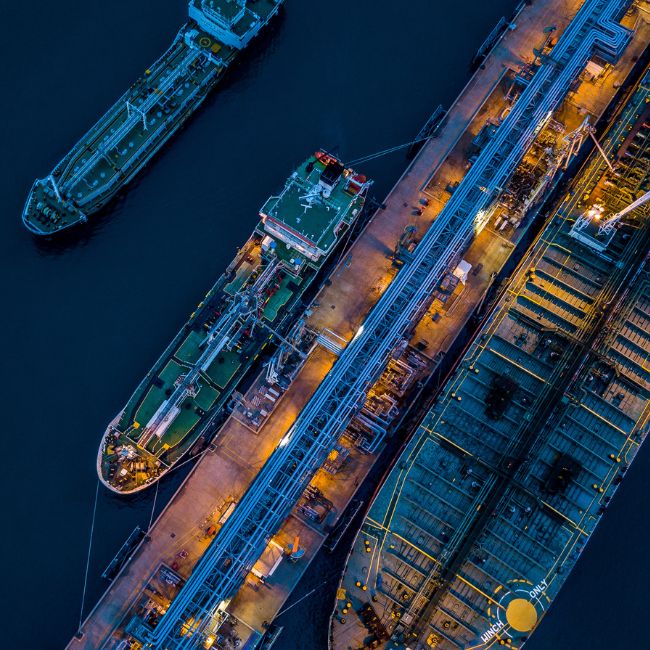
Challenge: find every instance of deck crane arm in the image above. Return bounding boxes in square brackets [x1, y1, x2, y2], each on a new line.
[586, 123, 616, 173]
[559, 117, 616, 173]
[598, 189, 650, 236]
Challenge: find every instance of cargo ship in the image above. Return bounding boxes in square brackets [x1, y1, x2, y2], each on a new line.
[98, 151, 370, 493]
[22, 0, 283, 236]
[330, 66, 650, 650]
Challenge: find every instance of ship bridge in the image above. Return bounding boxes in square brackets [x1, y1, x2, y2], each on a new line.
[132, 1, 634, 647]
[260, 152, 368, 262]
[189, 0, 283, 49]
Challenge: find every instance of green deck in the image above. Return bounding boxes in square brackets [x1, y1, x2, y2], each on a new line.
[205, 349, 242, 389]
[263, 275, 301, 322]
[160, 359, 187, 385]
[132, 359, 186, 429]
[194, 382, 220, 411]
[101, 150, 369, 491]
[175, 330, 204, 365]
[133, 385, 167, 431]
[155, 403, 201, 451]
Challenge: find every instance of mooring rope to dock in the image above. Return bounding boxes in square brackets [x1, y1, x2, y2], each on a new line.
[347, 135, 431, 166]
[276, 568, 346, 619]
[78, 479, 100, 632]
[275, 582, 326, 619]
[148, 479, 160, 532]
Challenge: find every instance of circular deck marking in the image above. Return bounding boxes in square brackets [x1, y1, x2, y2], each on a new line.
[505, 598, 538, 632]
[479, 578, 550, 647]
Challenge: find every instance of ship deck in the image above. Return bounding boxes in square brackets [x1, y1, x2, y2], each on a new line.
[98, 237, 261, 490]
[261, 157, 363, 258]
[332, 66, 650, 650]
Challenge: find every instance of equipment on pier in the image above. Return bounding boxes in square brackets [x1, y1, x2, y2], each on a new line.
[393, 225, 417, 266]
[286, 536, 305, 562]
[554, 117, 615, 173]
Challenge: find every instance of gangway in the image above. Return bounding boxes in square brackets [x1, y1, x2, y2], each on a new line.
[144, 2, 633, 646]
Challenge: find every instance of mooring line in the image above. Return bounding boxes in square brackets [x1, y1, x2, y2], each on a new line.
[78, 479, 100, 632]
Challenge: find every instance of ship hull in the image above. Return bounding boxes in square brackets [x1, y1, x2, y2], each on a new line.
[21, 8, 281, 236]
[97, 152, 370, 494]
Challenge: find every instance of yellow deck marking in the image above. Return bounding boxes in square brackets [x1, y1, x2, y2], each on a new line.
[488, 347, 547, 382]
[540, 501, 588, 535]
[455, 574, 503, 609]
[506, 598, 538, 632]
[579, 403, 629, 436]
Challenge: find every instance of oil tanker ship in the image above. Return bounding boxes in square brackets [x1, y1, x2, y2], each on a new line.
[98, 151, 370, 493]
[330, 66, 650, 650]
[22, 0, 283, 236]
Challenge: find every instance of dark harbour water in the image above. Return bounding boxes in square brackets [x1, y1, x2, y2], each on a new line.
[1, 1, 648, 648]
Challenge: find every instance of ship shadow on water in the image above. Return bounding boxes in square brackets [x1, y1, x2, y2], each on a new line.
[29, 6, 288, 258]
